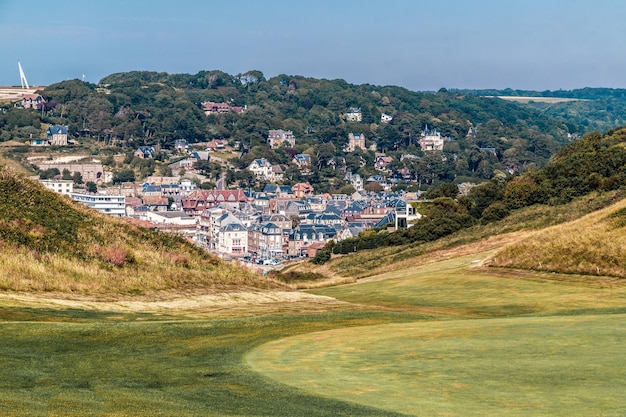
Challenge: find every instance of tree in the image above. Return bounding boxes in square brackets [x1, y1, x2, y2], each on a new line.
[113, 168, 135, 184]
[61, 168, 73, 180]
[364, 182, 383, 193]
[39, 168, 60, 179]
[85, 181, 97, 193]
[72, 171, 83, 184]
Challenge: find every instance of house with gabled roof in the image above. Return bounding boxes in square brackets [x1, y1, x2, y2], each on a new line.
[292, 182, 314, 198]
[375, 155, 393, 171]
[174, 139, 191, 153]
[263, 184, 293, 197]
[345, 107, 362, 122]
[134, 146, 156, 159]
[288, 224, 338, 257]
[181, 189, 248, 215]
[47, 125, 69, 146]
[248, 222, 285, 258]
[267, 129, 296, 149]
[202, 101, 245, 115]
[292, 153, 311, 167]
[218, 222, 248, 257]
[418, 126, 445, 151]
[22, 93, 45, 109]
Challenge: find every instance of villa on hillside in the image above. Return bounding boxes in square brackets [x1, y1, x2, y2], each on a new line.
[201, 101, 245, 115]
[345, 107, 362, 122]
[267, 129, 296, 149]
[344, 132, 367, 152]
[47, 125, 69, 146]
[21, 93, 45, 109]
[418, 127, 445, 151]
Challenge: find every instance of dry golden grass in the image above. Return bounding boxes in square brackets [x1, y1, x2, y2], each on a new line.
[488, 197, 626, 276]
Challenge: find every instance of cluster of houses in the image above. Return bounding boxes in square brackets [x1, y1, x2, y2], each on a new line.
[168, 181, 420, 260]
[40, 174, 421, 261]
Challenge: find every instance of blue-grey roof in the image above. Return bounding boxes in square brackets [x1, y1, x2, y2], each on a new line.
[47, 125, 68, 135]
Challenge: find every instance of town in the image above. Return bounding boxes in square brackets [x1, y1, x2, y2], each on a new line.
[32, 121, 426, 266]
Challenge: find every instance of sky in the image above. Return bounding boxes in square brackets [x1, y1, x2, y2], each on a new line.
[1, 0, 625, 91]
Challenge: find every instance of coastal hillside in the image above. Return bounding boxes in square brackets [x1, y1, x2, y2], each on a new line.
[0, 166, 277, 295]
[487, 197, 626, 277]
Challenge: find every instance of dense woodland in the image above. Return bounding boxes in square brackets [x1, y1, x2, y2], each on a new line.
[1, 70, 603, 193]
[464, 87, 626, 134]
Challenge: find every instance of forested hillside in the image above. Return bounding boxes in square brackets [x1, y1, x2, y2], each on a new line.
[318, 127, 626, 262]
[1, 70, 576, 192]
[466, 87, 626, 134]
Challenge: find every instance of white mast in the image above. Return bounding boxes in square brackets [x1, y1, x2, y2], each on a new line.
[18, 60, 29, 89]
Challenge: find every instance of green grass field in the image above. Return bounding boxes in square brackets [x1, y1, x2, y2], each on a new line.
[248, 315, 626, 416]
[2, 252, 626, 416]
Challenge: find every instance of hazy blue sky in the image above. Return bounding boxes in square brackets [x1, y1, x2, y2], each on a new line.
[1, 0, 625, 91]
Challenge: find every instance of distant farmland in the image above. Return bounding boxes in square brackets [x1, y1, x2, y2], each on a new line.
[491, 95, 584, 103]
[0, 86, 40, 103]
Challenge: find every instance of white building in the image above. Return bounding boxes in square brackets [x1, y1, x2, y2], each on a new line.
[39, 179, 74, 196]
[218, 223, 248, 257]
[70, 193, 126, 217]
[345, 107, 362, 122]
[418, 127, 445, 151]
[247, 158, 284, 182]
[267, 129, 295, 149]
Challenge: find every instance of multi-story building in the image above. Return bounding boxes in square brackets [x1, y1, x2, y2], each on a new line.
[218, 223, 248, 257]
[344, 132, 367, 152]
[201, 101, 245, 115]
[345, 107, 362, 122]
[70, 193, 126, 217]
[247, 158, 284, 183]
[248, 222, 284, 259]
[181, 189, 248, 216]
[267, 129, 295, 149]
[39, 179, 74, 195]
[418, 127, 445, 151]
[47, 125, 69, 146]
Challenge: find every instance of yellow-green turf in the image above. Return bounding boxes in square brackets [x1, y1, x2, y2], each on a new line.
[247, 314, 626, 416]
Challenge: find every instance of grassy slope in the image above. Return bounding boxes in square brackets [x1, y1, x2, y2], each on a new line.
[488, 196, 626, 276]
[0, 166, 282, 295]
[245, 252, 626, 416]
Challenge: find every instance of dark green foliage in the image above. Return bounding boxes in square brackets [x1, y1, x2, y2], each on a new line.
[34, 71, 578, 192]
[85, 181, 97, 193]
[311, 240, 335, 265]
[520, 128, 626, 204]
[38, 167, 60, 179]
[459, 178, 507, 219]
[333, 198, 475, 257]
[113, 168, 136, 184]
[268, 270, 326, 283]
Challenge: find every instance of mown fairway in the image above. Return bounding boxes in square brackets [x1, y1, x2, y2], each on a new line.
[248, 315, 626, 416]
[0, 308, 420, 417]
[2, 253, 626, 416]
